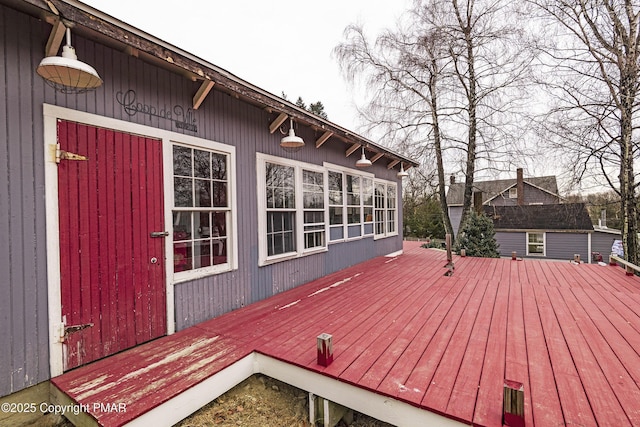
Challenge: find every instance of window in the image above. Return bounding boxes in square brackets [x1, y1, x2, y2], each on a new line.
[328, 171, 344, 240]
[387, 184, 397, 234]
[303, 170, 325, 250]
[509, 188, 518, 198]
[346, 175, 361, 225]
[374, 181, 398, 239]
[258, 155, 327, 265]
[527, 232, 545, 256]
[173, 145, 231, 275]
[266, 163, 296, 256]
[375, 183, 386, 235]
[326, 167, 374, 241]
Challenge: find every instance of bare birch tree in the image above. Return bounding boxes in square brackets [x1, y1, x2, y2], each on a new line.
[530, 0, 640, 264]
[335, 0, 534, 240]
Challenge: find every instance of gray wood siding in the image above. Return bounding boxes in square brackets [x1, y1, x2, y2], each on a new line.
[0, 7, 51, 396]
[545, 232, 589, 261]
[449, 206, 463, 236]
[0, 4, 404, 396]
[495, 232, 526, 258]
[592, 230, 620, 259]
[488, 183, 559, 206]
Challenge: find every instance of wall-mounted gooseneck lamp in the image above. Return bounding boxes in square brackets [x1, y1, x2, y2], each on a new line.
[37, 27, 103, 93]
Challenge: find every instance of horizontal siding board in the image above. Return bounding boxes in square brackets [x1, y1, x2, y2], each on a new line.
[546, 232, 588, 261]
[592, 231, 620, 259]
[495, 232, 525, 258]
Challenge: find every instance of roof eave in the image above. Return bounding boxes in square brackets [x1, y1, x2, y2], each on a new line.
[21, 0, 418, 169]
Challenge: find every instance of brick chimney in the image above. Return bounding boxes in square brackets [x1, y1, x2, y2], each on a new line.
[516, 168, 524, 206]
[474, 191, 483, 214]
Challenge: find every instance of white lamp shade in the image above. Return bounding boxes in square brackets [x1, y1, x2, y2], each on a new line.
[355, 152, 372, 168]
[280, 123, 304, 149]
[37, 54, 103, 90]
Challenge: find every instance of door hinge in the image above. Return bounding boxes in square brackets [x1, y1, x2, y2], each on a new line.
[54, 143, 88, 163]
[63, 323, 94, 341]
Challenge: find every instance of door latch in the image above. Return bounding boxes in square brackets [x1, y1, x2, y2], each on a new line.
[150, 231, 169, 238]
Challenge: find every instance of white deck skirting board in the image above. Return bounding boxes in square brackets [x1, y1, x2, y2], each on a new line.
[122, 352, 464, 427]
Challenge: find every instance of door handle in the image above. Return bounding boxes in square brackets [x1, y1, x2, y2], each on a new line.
[150, 231, 169, 238]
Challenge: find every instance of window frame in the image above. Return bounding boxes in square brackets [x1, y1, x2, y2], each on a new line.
[171, 140, 238, 282]
[526, 232, 546, 256]
[258, 153, 328, 266]
[508, 187, 518, 199]
[323, 163, 375, 243]
[374, 179, 399, 240]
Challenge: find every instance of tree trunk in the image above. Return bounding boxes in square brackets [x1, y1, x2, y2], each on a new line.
[457, 15, 478, 239]
[430, 62, 455, 237]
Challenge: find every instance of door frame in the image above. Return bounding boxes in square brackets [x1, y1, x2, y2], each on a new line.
[44, 104, 238, 376]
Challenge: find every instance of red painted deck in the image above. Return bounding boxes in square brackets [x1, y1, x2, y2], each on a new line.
[52, 241, 640, 426]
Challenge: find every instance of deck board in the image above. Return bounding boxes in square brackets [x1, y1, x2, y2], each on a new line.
[51, 242, 640, 427]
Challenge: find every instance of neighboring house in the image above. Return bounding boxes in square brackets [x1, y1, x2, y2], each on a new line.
[447, 168, 561, 235]
[447, 169, 622, 261]
[0, 0, 417, 400]
[483, 203, 599, 261]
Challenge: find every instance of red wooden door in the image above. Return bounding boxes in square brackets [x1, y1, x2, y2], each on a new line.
[57, 120, 166, 370]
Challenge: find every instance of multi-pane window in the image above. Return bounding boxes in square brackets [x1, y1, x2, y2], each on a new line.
[387, 185, 397, 234]
[375, 183, 386, 235]
[374, 181, 398, 238]
[329, 171, 343, 225]
[303, 170, 325, 249]
[266, 163, 296, 256]
[259, 155, 327, 265]
[346, 175, 361, 224]
[362, 178, 374, 234]
[173, 145, 229, 273]
[527, 232, 545, 256]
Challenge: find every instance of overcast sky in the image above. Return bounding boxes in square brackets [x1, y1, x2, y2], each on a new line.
[80, 0, 412, 132]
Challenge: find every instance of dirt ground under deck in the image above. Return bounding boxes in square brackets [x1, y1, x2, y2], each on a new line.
[41, 374, 392, 427]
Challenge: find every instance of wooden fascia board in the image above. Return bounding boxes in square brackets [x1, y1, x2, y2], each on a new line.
[192, 79, 215, 110]
[45, 17, 66, 56]
[269, 113, 289, 134]
[346, 143, 361, 157]
[315, 131, 333, 148]
[387, 160, 400, 169]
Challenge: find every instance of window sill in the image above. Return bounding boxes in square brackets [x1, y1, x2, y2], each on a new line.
[374, 232, 399, 241]
[173, 263, 235, 284]
[259, 247, 328, 267]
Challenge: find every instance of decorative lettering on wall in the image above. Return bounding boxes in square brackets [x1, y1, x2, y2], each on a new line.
[116, 90, 198, 132]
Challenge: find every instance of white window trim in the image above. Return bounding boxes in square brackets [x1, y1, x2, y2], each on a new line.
[324, 162, 375, 243]
[508, 187, 518, 198]
[373, 179, 399, 240]
[171, 141, 237, 283]
[526, 232, 546, 256]
[258, 153, 328, 266]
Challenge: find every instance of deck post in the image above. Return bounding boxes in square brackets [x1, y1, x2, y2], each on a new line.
[317, 333, 333, 367]
[503, 380, 525, 427]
